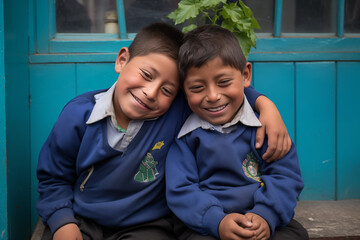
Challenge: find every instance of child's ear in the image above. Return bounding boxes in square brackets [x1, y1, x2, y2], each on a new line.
[243, 62, 252, 88]
[115, 47, 130, 73]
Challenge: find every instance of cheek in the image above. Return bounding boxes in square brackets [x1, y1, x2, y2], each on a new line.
[158, 96, 175, 113]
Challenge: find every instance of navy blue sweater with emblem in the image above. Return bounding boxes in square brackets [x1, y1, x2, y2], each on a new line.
[166, 102, 304, 238]
[36, 86, 261, 234]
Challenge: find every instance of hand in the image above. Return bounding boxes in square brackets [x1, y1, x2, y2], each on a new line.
[245, 213, 270, 240]
[218, 213, 256, 240]
[53, 223, 83, 240]
[254, 96, 291, 162]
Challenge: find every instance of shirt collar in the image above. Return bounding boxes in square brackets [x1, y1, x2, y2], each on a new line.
[178, 96, 262, 138]
[86, 82, 118, 127]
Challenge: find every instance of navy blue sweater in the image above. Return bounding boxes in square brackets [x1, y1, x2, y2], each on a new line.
[166, 124, 304, 238]
[36, 87, 260, 233]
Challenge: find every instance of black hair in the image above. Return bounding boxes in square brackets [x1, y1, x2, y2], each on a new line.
[128, 22, 184, 61]
[178, 25, 247, 85]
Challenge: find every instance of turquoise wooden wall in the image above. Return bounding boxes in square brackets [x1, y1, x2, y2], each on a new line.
[0, 0, 8, 238]
[28, 60, 360, 208]
[253, 61, 360, 200]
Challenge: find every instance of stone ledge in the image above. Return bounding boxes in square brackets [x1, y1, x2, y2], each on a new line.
[295, 199, 360, 240]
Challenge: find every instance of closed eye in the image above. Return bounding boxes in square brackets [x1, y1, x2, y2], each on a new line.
[162, 87, 175, 97]
[188, 85, 204, 93]
[218, 79, 232, 87]
[140, 69, 152, 80]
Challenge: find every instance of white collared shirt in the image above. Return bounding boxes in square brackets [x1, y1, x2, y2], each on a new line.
[86, 83, 144, 151]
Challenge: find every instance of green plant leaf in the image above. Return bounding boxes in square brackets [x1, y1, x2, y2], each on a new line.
[167, 0, 201, 24]
[182, 24, 198, 34]
[200, 0, 225, 8]
[238, 1, 253, 18]
[168, 0, 260, 59]
[251, 18, 261, 30]
[235, 31, 252, 59]
[221, 3, 244, 23]
[221, 19, 235, 32]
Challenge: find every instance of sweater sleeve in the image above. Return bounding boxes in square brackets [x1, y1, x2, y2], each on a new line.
[248, 139, 304, 235]
[244, 85, 263, 110]
[166, 137, 226, 238]
[36, 96, 92, 234]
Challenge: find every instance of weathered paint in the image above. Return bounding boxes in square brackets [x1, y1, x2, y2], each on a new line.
[0, 0, 8, 238]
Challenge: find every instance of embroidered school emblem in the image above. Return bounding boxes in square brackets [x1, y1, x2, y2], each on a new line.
[242, 152, 262, 182]
[134, 141, 164, 183]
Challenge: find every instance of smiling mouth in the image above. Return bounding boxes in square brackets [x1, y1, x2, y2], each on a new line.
[131, 92, 152, 110]
[205, 104, 227, 112]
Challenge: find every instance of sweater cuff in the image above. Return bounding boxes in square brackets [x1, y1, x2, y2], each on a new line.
[248, 204, 279, 235]
[47, 208, 78, 234]
[203, 206, 226, 238]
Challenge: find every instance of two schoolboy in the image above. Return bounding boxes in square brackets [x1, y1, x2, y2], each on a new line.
[37, 23, 293, 240]
[166, 25, 308, 240]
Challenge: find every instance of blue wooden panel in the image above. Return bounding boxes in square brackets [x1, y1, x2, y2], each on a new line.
[253, 62, 295, 140]
[76, 63, 119, 94]
[296, 62, 336, 200]
[30, 63, 76, 229]
[0, 1, 8, 238]
[336, 62, 360, 199]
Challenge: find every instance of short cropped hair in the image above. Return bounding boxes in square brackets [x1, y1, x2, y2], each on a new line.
[128, 22, 184, 61]
[178, 25, 247, 85]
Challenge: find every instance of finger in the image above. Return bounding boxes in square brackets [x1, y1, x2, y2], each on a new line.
[256, 230, 267, 240]
[255, 126, 265, 149]
[268, 134, 283, 162]
[233, 227, 256, 239]
[262, 133, 277, 161]
[234, 214, 253, 229]
[279, 135, 290, 159]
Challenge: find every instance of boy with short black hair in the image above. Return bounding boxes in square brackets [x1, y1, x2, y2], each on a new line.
[166, 25, 308, 240]
[37, 22, 292, 240]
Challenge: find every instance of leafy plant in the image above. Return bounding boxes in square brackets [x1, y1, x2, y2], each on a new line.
[168, 0, 261, 59]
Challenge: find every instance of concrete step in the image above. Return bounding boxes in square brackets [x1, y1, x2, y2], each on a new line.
[294, 199, 360, 240]
[32, 199, 360, 239]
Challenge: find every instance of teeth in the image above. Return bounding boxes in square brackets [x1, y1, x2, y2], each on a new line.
[132, 93, 151, 109]
[207, 105, 226, 112]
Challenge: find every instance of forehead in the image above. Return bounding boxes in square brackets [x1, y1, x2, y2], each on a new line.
[185, 57, 240, 79]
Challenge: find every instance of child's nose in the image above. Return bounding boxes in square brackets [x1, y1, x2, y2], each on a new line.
[143, 84, 159, 101]
[206, 87, 220, 102]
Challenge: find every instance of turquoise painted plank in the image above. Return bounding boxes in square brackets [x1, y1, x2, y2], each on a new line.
[30, 63, 76, 231]
[253, 38, 360, 53]
[337, 0, 345, 37]
[0, 0, 8, 238]
[116, 0, 127, 39]
[45, 37, 360, 55]
[253, 62, 295, 140]
[29, 51, 360, 64]
[4, 0, 31, 238]
[76, 63, 118, 94]
[336, 62, 360, 199]
[273, 0, 282, 37]
[29, 53, 118, 63]
[49, 39, 132, 53]
[296, 62, 336, 200]
[35, 0, 49, 52]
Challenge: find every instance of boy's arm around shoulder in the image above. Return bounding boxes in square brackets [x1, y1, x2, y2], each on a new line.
[37, 95, 94, 234]
[244, 86, 292, 162]
[249, 137, 304, 235]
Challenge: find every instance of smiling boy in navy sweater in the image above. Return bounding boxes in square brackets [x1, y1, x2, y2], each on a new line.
[37, 23, 292, 240]
[166, 25, 308, 240]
